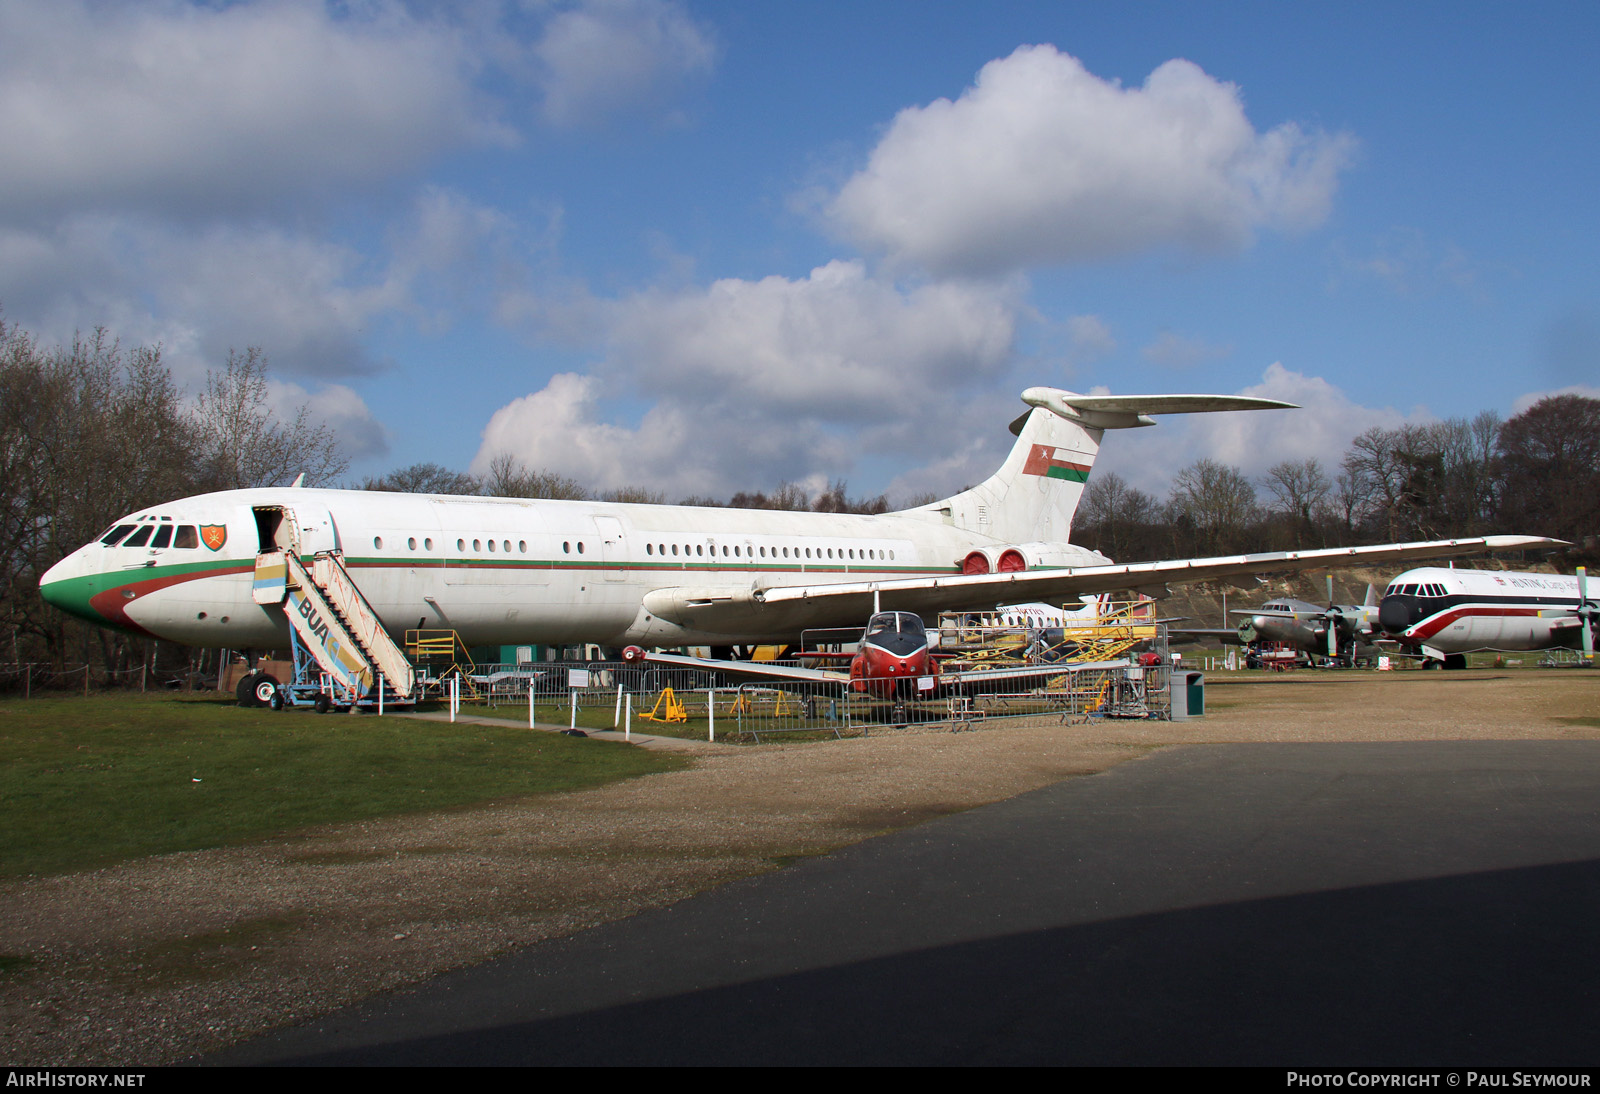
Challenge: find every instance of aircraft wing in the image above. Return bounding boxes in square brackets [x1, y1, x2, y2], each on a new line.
[640, 650, 1130, 693]
[940, 658, 1131, 693]
[641, 536, 1564, 638]
[640, 651, 850, 685]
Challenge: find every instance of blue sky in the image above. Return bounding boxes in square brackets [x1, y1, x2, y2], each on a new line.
[2, 1, 1595, 502]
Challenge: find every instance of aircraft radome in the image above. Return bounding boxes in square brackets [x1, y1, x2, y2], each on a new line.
[40, 386, 1561, 658]
[1379, 565, 1598, 668]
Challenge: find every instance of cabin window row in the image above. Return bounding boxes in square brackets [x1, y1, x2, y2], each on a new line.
[370, 537, 534, 555]
[642, 543, 896, 561]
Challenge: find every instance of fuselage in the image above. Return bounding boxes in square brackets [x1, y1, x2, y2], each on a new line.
[39, 486, 1110, 650]
[1377, 567, 1587, 654]
[1237, 598, 1379, 659]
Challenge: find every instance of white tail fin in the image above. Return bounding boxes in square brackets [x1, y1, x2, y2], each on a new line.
[899, 387, 1297, 544]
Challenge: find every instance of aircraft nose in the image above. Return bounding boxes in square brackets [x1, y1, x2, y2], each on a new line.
[39, 550, 106, 625]
[1377, 595, 1419, 635]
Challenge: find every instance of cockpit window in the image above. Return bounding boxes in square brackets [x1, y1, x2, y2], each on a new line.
[174, 526, 198, 549]
[123, 525, 154, 548]
[868, 611, 924, 634]
[100, 524, 135, 546]
[150, 525, 173, 549]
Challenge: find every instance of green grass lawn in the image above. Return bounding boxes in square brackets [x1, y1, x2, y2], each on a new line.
[0, 694, 687, 878]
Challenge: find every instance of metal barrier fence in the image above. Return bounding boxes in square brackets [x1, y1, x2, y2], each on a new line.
[428, 657, 1173, 739]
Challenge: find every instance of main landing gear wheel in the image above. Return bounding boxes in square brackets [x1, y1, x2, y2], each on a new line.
[236, 673, 260, 707]
[252, 673, 281, 708]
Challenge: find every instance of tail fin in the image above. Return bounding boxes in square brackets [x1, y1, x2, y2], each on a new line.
[898, 387, 1297, 544]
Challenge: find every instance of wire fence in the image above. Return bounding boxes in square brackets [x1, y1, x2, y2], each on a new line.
[421, 658, 1173, 740]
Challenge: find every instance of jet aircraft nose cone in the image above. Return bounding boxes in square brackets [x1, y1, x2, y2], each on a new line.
[39, 550, 107, 625]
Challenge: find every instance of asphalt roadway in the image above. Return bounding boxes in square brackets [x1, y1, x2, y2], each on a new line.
[214, 740, 1600, 1066]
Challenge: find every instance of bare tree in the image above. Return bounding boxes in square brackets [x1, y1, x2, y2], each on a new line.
[1077, 471, 1160, 559]
[601, 486, 667, 504]
[1, 321, 198, 670]
[363, 462, 480, 495]
[1167, 459, 1259, 555]
[1262, 458, 1332, 547]
[481, 453, 590, 500]
[1496, 394, 1600, 543]
[193, 348, 347, 490]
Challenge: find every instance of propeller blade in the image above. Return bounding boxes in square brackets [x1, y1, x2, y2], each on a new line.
[1580, 566, 1594, 662]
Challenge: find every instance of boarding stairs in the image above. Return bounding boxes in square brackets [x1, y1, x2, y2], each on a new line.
[253, 549, 416, 703]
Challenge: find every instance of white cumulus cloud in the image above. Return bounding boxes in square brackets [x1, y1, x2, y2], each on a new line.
[267, 380, 389, 463]
[826, 45, 1356, 277]
[604, 260, 1021, 419]
[473, 264, 1025, 496]
[0, 1, 508, 222]
[533, 0, 717, 127]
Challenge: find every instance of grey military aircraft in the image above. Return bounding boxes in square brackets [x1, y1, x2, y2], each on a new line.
[1231, 578, 1382, 666]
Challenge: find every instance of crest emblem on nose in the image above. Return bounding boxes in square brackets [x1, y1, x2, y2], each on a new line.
[200, 525, 227, 551]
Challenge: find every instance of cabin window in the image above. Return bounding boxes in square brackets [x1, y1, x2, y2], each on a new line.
[488, 539, 496, 552]
[408, 537, 417, 550]
[472, 539, 481, 552]
[696, 545, 703, 556]
[646, 543, 653, 555]
[671, 544, 678, 556]
[503, 540, 511, 553]
[457, 539, 465, 551]
[577, 541, 585, 554]
[101, 524, 135, 546]
[563, 541, 570, 553]
[889, 550, 895, 561]
[733, 546, 740, 557]
[518, 541, 525, 553]
[174, 526, 198, 549]
[427, 538, 435, 551]
[150, 526, 173, 549]
[374, 537, 383, 549]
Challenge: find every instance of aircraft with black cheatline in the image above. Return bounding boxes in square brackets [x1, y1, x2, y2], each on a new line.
[1378, 565, 1597, 668]
[38, 385, 1561, 707]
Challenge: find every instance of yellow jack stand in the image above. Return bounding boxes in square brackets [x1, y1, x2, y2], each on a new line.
[639, 686, 688, 723]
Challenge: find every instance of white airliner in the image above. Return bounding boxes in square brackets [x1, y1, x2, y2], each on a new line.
[1378, 566, 1596, 667]
[40, 386, 1556, 666]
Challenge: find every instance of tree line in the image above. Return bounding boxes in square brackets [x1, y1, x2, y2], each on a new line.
[1, 320, 345, 678]
[1074, 397, 1600, 567]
